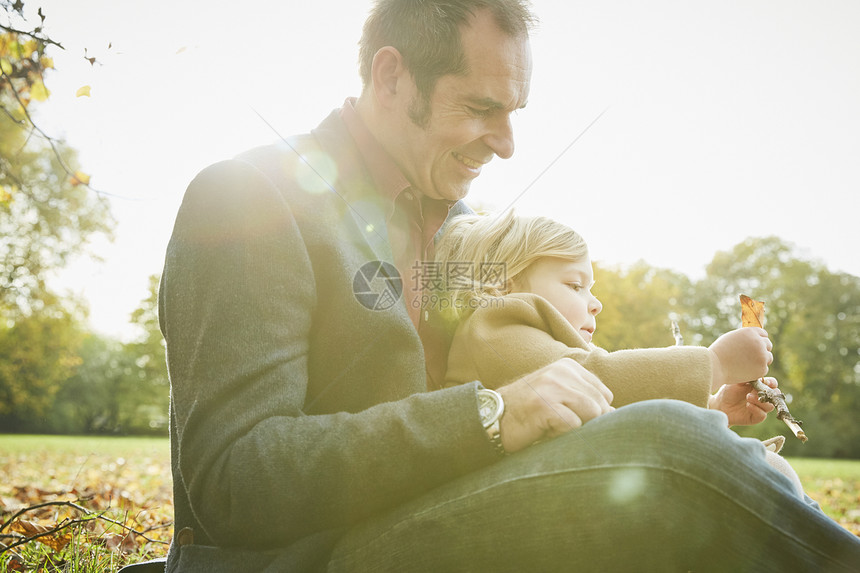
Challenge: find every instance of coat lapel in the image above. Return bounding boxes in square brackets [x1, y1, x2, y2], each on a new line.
[307, 114, 396, 265]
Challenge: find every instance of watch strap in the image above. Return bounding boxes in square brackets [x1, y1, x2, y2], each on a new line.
[486, 418, 506, 456]
[477, 387, 507, 456]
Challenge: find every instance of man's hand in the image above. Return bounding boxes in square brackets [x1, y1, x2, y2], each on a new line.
[708, 327, 773, 392]
[496, 358, 614, 453]
[709, 376, 778, 426]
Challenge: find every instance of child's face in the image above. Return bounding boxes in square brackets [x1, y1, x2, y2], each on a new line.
[510, 257, 603, 343]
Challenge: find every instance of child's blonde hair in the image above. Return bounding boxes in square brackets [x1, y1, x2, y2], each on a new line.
[435, 210, 588, 318]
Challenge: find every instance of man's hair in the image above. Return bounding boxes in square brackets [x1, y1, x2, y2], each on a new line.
[359, 0, 537, 124]
[434, 210, 588, 317]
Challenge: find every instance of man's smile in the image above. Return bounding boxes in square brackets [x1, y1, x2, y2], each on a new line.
[452, 151, 485, 170]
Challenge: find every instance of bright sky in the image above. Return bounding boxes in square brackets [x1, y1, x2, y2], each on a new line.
[26, 0, 860, 339]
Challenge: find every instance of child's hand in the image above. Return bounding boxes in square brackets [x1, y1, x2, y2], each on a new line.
[709, 377, 778, 426]
[708, 327, 773, 392]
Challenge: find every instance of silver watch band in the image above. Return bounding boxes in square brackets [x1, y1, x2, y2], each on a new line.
[486, 418, 506, 456]
[477, 387, 507, 456]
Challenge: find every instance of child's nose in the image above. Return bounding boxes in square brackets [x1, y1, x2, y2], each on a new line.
[590, 297, 603, 315]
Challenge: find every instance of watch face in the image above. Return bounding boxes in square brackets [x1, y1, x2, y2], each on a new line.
[478, 389, 502, 426]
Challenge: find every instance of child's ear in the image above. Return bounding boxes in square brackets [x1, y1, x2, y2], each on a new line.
[504, 274, 522, 295]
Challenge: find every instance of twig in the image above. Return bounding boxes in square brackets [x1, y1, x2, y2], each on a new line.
[670, 320, 683, 346]
[752, 379, 807, 442]
[0, 499, 170, 556]
[0, 24, 65, 51]
[0, 101, 28, 125]
[0, 515, 95, 554]
[0, 499, 73, 533]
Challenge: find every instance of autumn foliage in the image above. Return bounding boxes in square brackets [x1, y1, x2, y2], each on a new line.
[0, 2, 54, 107]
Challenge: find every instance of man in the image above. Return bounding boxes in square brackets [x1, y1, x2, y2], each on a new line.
[159, 1, 860, 571]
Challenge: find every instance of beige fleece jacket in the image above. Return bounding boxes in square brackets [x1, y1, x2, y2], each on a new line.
[445, 293, 712, 408]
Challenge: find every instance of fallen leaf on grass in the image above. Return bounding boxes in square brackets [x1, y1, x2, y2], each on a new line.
[0, 495, 23, 512]
[3, 554, 25, 572]
[9, 519, 72, 552]
[102, 531, 139, 554]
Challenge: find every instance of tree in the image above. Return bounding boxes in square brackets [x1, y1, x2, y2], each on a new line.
[0, 1, 115, 432]
[47, 332, 129, 433]
[47, 275, 169, 434]
[1, 0, 113, 320]
[127, 275, 169, 392]
[0, 293, 85, 431]
[0, 112, 113, 318]
[0, 0, 62, 121]
[124, 274, 169, 432]
[48, 332, 162, 434]
[592, 261, 696, 351]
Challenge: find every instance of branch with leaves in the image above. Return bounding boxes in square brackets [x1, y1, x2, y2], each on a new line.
[1, 0, 100, 193]
[0, 2, 61, 47]
[1, 1, 55, 113]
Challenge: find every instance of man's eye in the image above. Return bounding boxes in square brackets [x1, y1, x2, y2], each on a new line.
[467, 106, 492, 117]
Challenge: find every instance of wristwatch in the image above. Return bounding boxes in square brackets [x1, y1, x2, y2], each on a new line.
[477, 387, 506, 456]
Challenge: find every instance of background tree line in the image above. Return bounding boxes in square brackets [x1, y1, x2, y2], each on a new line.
[0, 275, 168, 435]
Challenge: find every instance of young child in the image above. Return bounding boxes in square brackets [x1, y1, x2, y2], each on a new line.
[436, 210, 803, 496]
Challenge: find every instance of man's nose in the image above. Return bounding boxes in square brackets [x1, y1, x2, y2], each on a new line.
[483, 114, 515, 159]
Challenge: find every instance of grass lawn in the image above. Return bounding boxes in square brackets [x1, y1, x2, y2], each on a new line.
[0, 435, 857, 571]
[0, 434, 172, 571]
[787, 457, 860, 536]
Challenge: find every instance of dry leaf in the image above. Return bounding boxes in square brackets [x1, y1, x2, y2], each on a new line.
[9, 519, 50, 537]
[9, 519, 72, 552]
[4, 554, 25, 572]
[103, 532, 139, 554]
[740, 294, 765, 328]
[0, 494, 23, 511]
[29, 80, 50, 102]
[76, 85, 91, 97]
[69, 171, 91, 186]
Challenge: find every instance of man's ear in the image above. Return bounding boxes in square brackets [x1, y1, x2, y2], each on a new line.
[370, 46, 409, 108]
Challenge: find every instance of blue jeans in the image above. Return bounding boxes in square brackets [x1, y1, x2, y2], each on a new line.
[327, 400, 860, 572]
